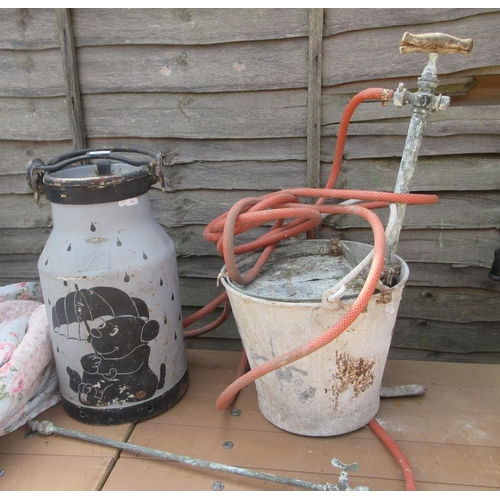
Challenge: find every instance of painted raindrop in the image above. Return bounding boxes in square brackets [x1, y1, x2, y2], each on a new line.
[90, 222, 96, 232]
[117, 238, 122, 246]
[160, 278, 163, 286]
[67, 243, 72, 251]
[124, 273, 130, 283]
[143, 252, 148, 260]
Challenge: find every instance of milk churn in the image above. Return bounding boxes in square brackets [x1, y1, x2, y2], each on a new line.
[26, 147, 188, 425]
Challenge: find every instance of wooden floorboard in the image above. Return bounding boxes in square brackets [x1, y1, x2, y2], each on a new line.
[0, 349, 498, 491]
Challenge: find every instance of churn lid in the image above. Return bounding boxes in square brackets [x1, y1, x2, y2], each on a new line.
[26, 147, 165, 204]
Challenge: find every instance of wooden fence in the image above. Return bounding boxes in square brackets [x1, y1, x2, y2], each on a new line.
[1, 8, 499, 362]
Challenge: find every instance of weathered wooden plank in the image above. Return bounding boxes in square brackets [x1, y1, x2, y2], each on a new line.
[2, 214, 498, 271]
[0, 140, 72, 175]
[0, 253, 40, 284]
[0, 194, 52, 229]
[3, 93, 497, 144]
[322, 75, 479, 99]
[184, 337, 243, 352]
[5, 8, 494, 52]
[0, 8, 308, 49]
[2, 160, 307, 195]
[56, 8, 86, 150]
[150, 190, 255, 228]
[322, 11, 500, 87]
[0, 138, 307, 176]
[405, 263, 499, 292]
[315, 228, 500, 268]
[322, 192, 500, 230]
[0, 229, 49, 256]
[82, 91, 307, 140]
[321, 104, 500, 136]
[398, 287, 500, 323]
[325, 135, 500, 161]
[387, 348, 500, 364]
[392, 318, 500, 354]
[1, 39, 306, 97]
[0, 97, 71, 141]
[76, 39, 307, 94]
[142, 137, 308, 164]
[322, 91, 500, 124]
[324, 8, 500, 37]
[0, 49, 478, 99]
[321, 156, 500, 193]
[128, 155, 499, 193]
[177, 256, 224, 278]
[178, 275, 500, 323]
[177, 255, 500, 292]
[148, 189, 500, 230]
[0, 48, 64, 97]
[0, 8, 59, 49]
[72, 8, 309, 46]
[169, 225, 270, 258]
[452, 75, 500, 105]
[172, 225, 500, 269]
[0, 174, 31, 194]
[164, 161, 307, 193]
[2, 164, 305, 195]
[0, 91, 308, 141]
[2, 244, 498, 293]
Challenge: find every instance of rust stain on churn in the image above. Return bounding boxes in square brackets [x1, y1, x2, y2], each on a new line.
[331, 351, 375, 410]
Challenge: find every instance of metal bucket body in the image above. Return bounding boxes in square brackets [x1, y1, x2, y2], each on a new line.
[39, 191, 188, 425]
[222, 240, 409, 436]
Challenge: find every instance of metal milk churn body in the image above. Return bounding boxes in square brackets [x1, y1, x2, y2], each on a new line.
[26, 148, 188, 425]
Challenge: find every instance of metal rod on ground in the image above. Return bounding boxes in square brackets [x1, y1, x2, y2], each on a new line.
[27, 420, 367, 491]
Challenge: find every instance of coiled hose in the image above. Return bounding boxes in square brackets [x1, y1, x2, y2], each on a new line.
[183, 88, 432, 491]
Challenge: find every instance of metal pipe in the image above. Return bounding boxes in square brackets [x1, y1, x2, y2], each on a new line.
[385, 110, 429, 263]
[27, 420, 368, 491]
[385, 51, 449, 265]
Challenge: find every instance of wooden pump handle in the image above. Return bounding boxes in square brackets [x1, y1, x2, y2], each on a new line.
[400, 32, 473, 55]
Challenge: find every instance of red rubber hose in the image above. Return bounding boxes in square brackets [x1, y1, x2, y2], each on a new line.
[369, 419, 417, 491]
[214, 202, 387, 408]
[182, 88, 426, 490]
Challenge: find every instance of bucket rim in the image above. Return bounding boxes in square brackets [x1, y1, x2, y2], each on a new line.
[220, 239, 409, 305]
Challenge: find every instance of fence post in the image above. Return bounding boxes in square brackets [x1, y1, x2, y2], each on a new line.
[56, 8, 87, 150]
[306, 8, 324, 191]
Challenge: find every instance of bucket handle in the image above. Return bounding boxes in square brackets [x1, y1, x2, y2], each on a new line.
[321, 248, 375, 309]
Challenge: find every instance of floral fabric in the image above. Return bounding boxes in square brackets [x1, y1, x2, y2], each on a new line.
[0, 282, 61, 436]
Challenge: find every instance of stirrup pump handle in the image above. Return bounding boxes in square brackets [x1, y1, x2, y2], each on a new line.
[400, 32, 473, 55]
